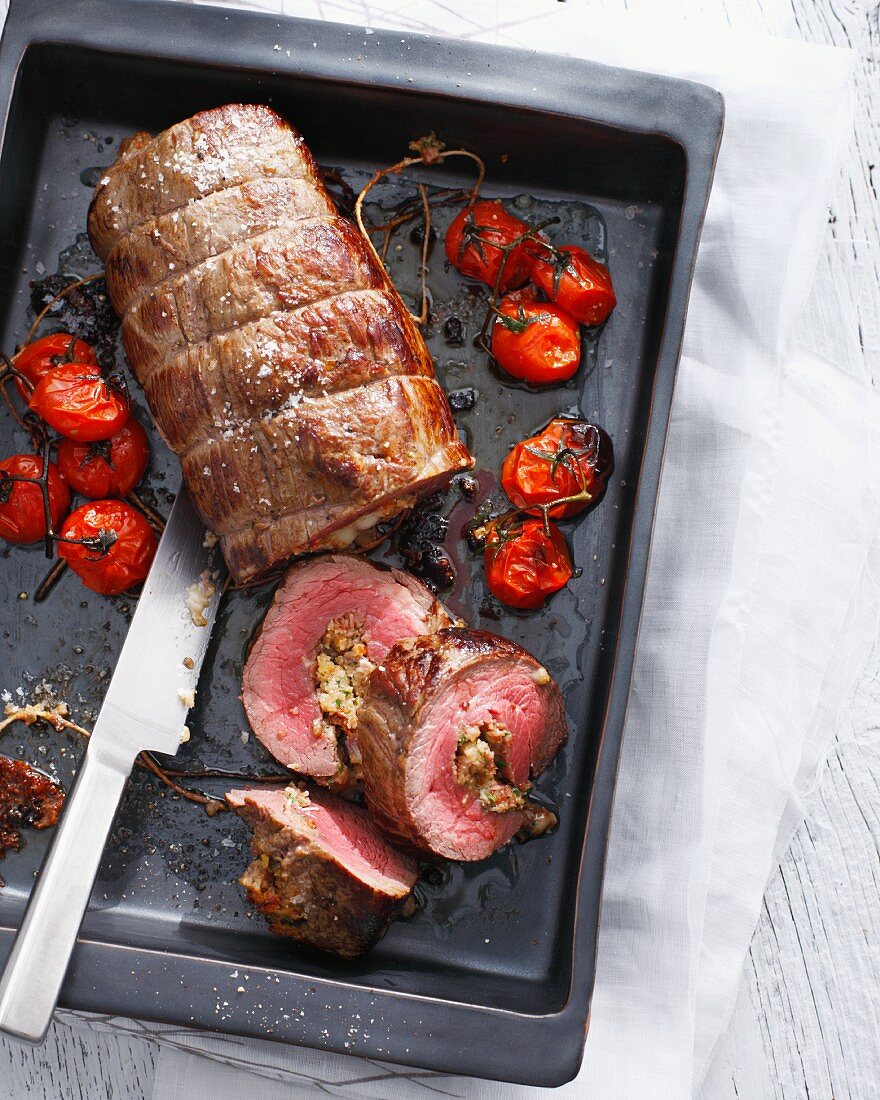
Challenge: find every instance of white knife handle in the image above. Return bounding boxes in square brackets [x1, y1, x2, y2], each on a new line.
[0, 746, 132, 1042]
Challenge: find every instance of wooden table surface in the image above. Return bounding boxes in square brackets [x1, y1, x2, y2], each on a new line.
[3, 0, 879, 1096]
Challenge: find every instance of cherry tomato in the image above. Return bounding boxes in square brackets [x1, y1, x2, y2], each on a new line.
[530, 245, 616, 325]
[484, 514, 572, 610]
[445, 201, 537, 293]
[58, 500, 157, 595]
[29, 361, 129, 442]
[57, 419, 149, 498]
[491, 295, 581, 384]
[0, 454, 70, 545]
[502, 419, 614, 519]
[12, 334, 98, 401]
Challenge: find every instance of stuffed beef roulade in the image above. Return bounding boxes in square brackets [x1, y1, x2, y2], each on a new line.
[242, 554, 453, 787]
[357, 627, 567, 861]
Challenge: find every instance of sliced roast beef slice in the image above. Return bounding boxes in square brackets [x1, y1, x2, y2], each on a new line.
[182, 375, 470, 540]
[105, 178, 335, 313]
[242, 554, 453, 781]
[357, 628, 567, 861]
[121, 219, 383, 373]
[89, 104, 319, 259]
[227, 785, 418, 958]
[144, 291, 433, 452]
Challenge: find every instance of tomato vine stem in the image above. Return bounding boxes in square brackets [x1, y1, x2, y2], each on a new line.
[354, 138, 486, 325]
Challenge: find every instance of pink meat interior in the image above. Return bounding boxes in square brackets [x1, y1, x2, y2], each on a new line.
[227, 785, 418, 893]
[243, 556, 439, 775]
[406, 660, 547, 861]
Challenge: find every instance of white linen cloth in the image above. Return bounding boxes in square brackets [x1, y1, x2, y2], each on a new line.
[61, 4, 880, 1097]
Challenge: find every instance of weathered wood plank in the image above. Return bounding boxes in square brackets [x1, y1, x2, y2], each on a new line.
[1, 1020, 156, 1100]
[734, 0, 880, 1094]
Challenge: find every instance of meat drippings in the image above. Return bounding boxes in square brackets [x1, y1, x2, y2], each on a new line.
[0, 754, 64, 886]
[312, 613, 374, 785]
[454, 720, 530, 814]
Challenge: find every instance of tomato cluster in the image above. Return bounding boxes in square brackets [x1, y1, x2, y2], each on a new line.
[0, 332, 156, 595]
[444, 199, 616, 386]
[478, 420, 614, 610]
[446, 198, 616, 612]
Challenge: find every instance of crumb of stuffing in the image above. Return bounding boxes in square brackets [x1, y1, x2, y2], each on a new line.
[185, 570, 216, 627]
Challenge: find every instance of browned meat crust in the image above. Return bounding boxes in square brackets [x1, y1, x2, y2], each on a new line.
[104, 178, 335, 313]
[88, 104, 321, 259]
[91, 104, 472, 581]
[182, 377, 462, 534]
[144, 291, 433, 452]
[121, 220, 385, 372]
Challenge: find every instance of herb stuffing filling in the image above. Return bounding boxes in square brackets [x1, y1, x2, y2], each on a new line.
[312, 614, 374, 781]
[454, 719, 530, 813]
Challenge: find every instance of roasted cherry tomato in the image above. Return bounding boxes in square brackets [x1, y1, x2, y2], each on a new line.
[58, 500, 157, 595]
[530, 245, 616, 325]
[502, 419, 614, 519]
[491, 295, 581, 384]
[57, 418, 149, 499]
[484, 514, 572, 610]
[29, 361, 129, 442]
[0, 454, 70, 545]
[445, 201, 536, 293]
[12, 333, 98, 401]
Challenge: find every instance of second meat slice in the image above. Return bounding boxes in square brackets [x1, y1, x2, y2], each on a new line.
[89, 103, 473, 582]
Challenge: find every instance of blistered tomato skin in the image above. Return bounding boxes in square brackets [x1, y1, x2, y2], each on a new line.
[530, 245, 616, 325]
[29, 362, 129, 442]
[501, 419, 614, 519]
[0, 455, 70, 545]
[445, 201, 536, 293]
[58, 500, 157, 595]
[484, 516, 573, 610]
[57, 418, 149, 498]
[491, 297, 581, 385]
[12, 334, 98, 401]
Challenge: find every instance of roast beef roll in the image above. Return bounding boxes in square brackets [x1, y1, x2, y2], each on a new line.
[357, 628, 567, 861]
[227, 784, 418, 958]
[89, 104, 472, 583]
[242, 555, 453, 788]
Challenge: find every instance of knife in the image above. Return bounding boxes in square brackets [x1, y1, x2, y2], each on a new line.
[0, 486, 225, 1043]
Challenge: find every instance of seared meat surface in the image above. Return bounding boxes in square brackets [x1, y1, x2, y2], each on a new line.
[90, 104, 472, 582]
[144, 290, 433, 451]
[104, 178, 335, 312]
[357, 627, 567, 861]
[226, 784, 418, 957]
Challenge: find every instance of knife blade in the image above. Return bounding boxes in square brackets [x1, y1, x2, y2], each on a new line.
[0, 486, 225, 1043]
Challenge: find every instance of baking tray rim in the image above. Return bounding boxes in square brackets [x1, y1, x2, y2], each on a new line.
[0, 0, 724, 1086]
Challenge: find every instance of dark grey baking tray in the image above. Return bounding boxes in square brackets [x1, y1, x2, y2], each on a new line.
[0, 0, 722, 1086]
